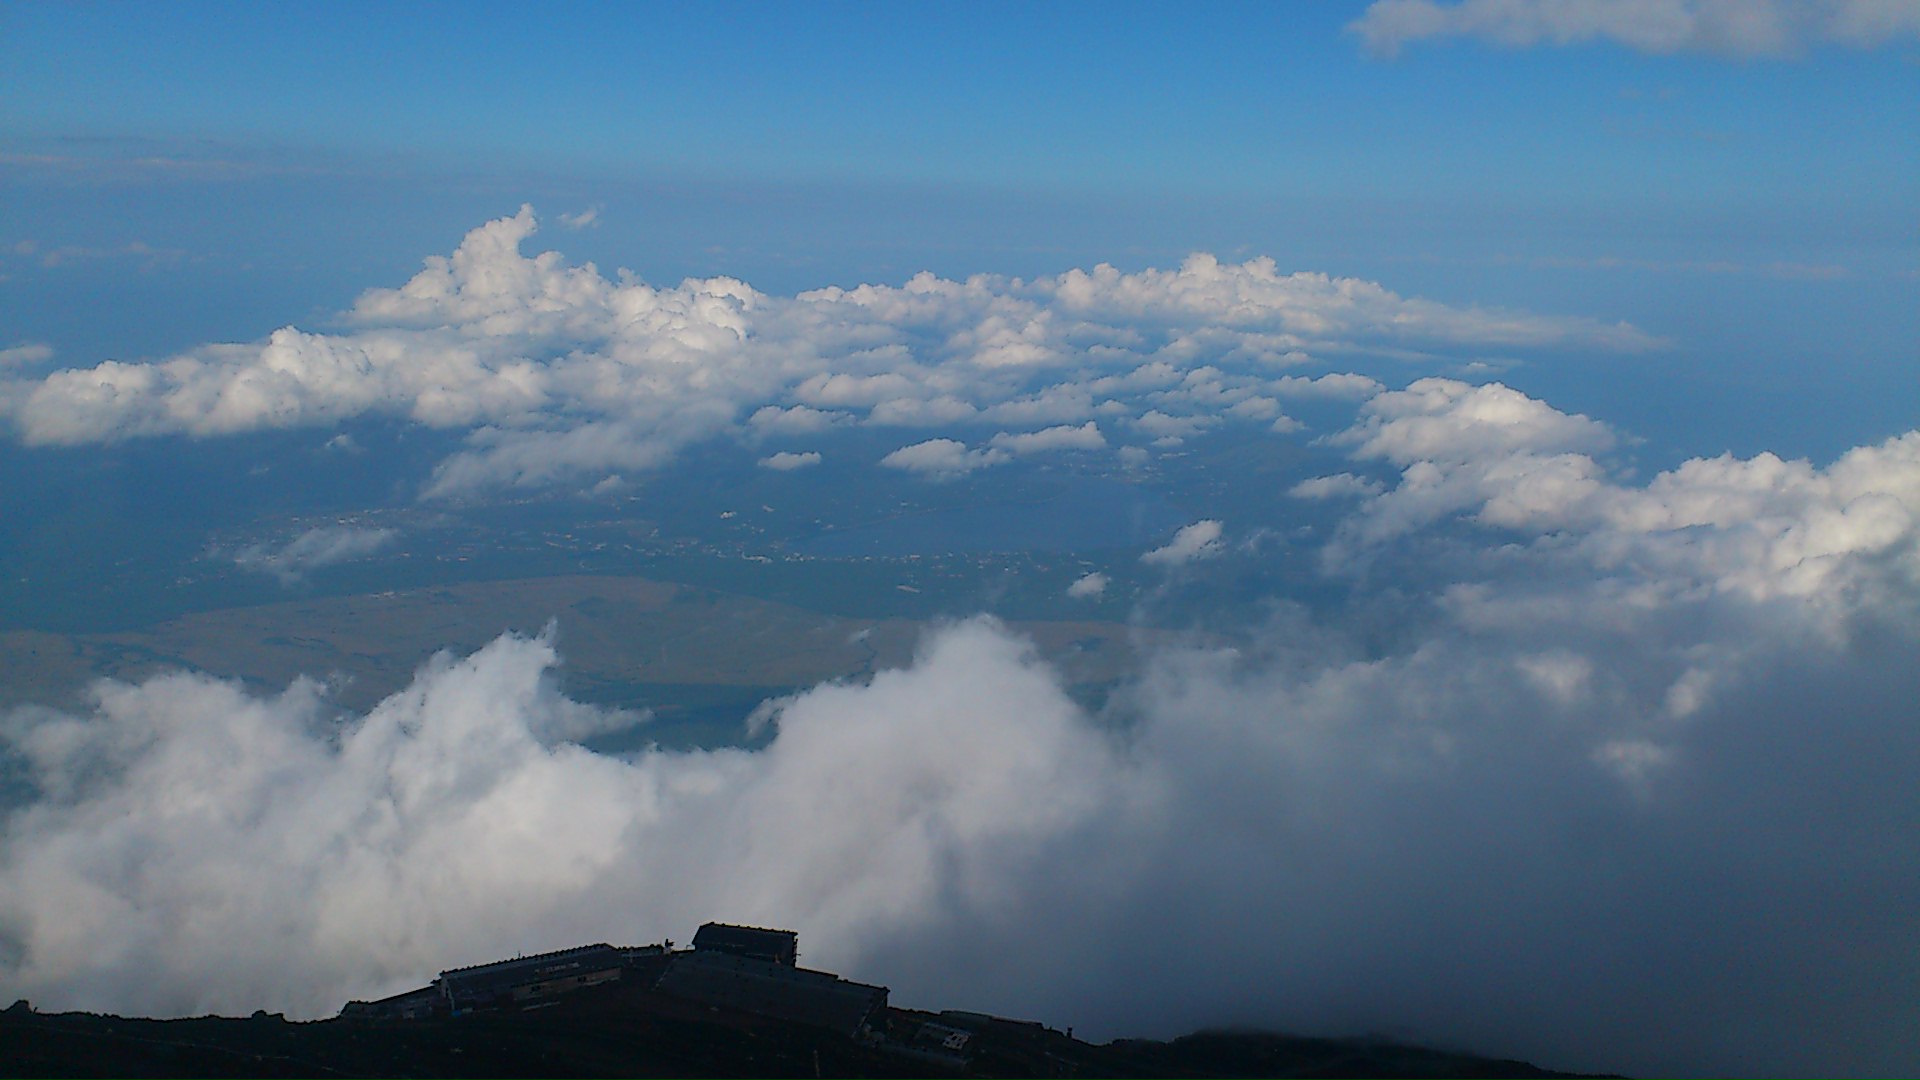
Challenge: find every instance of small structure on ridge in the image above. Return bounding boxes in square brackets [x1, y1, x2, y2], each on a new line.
[691, 922, 799, 966]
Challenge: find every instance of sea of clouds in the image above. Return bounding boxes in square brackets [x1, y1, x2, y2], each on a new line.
[0, 209, 1915, 1077]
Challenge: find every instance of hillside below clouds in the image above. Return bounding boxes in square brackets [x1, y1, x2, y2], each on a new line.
[0, 981, 1606, 1079]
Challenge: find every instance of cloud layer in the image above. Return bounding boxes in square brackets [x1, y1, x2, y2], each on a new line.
[3, 397, 1917, 1075]
[0, 207, 1661, 497]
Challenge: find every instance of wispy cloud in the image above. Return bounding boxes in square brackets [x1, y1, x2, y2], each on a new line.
[0, 342, 54, 369]
[1351, 0, 1920, 58]
[231, 525, 399, 584]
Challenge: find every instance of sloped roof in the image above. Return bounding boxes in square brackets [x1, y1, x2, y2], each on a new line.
[439, 943, 620, 991]
[655, 951, 885, 1036]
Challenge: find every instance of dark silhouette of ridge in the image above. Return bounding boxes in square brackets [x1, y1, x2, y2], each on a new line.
[0, 926, 1620, 1078]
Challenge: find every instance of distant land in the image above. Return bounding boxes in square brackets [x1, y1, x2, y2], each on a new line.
[0, 573, 1187, 748]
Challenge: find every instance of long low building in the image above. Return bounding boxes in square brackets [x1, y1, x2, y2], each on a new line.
[337, 924, 887, 1036]
[343, 943, 667, 1019]
[439, 943, 627, 1013]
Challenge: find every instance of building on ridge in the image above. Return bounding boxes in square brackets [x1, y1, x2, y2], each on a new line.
[653, 948, 888, 1038]
[437, 943, 625, 1014]
[338, 923, 893, 1037]
[690, 922, 799, 966]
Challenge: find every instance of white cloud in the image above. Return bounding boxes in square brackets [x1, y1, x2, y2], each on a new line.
[1271, 372, 1385, 400]
[1339, 378, 1616, 465]
[1046, 254, 1663, 351]
[1580, 434, 1920, 610]
[3, 562, 1915, 1076]
[423, 421, 685, 500]
[0, 208, 1661, 495]
[793, 371, 925, 409]
[0, 342, 53, 368]
[878, 438, 1007, 477]
[979, 385, 1097, 427]
[557, 206, 601, 230]
[0, 621, 1135, 1024]
[865, 395, 979, 427]
[759, 450, 821, 471]
[1349, 0, 1920, 57]
[1143, 520, 1226, 566]
[1066, 572, 1109, 599]
[1291, 473, 1387, 499]
[988, 422, 1106, 455]
[1130, 410, 1218, 441]
[231, 525, 398, 584]
[748, 404, 851, 435]
[1320, 383, 1920, 622]
[1310, 379, 1626, 545]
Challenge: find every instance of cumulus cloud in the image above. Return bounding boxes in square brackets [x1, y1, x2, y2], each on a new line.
[1142, 520, 1226, 566]
[878, 438, 1008, 477]
[1350, 0, 1920, 57]
[758, 450, 821, 471]
[1291, 472, 1386, 499]
[748, 404, 852, 435]
[865, 394, 980, 427]
[1271, 372, 1385, 400]
[1131, 409, 1218, 443]
[1043, 254, 1662, 352]
[0, 342, 53, 368]
[988, 421, 1106, 455]
[0, 207, 1660, 495]
[1312, 378, 1626, 546]
[231, 525, 398, 584]
[1337, 378, 1616, 464]
[1322, 381, 1920, 626]
[1066, 572, 1109, 599]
